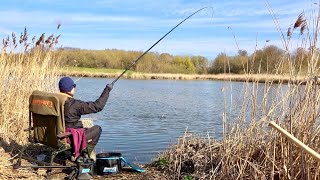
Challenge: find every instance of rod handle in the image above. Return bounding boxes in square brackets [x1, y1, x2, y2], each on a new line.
[269, 121, 320, 162]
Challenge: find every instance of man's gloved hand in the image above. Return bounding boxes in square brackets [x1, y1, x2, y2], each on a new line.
[106, 83, 113, 91]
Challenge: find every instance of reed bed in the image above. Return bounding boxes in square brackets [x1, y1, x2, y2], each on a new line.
[154, 5, 320, 179]
[0, 29, 61, 144]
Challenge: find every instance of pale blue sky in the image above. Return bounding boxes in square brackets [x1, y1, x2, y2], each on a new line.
[0, 0, 314, 59]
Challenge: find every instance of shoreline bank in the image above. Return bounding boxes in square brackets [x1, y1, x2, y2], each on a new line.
[61, 69, 307, 83]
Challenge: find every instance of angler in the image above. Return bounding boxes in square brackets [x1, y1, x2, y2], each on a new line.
[59, 76, 113, 161]
[14, 7, 209, 179]
[59, 6, 209, 176]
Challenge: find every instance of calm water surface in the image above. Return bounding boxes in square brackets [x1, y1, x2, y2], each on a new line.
[75, 77, 245, 164]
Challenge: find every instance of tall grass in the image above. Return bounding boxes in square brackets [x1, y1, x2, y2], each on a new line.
[155, 2, 320, 179]
[0, 28, 61, 144]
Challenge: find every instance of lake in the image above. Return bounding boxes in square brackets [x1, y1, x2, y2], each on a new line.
[74, 77, 245, 164]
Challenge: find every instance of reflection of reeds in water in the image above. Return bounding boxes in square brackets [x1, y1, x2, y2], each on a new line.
[0, 28, 61, 143]
[155, 6, 320, 179]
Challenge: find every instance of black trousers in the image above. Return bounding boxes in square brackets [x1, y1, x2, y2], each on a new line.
[85, 125, 102, 145]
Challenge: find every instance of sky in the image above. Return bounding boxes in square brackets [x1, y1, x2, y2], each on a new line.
[0, 0, 316, 60]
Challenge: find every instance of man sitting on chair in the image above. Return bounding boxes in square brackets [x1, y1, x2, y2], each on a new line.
[58, 76, 112, 160]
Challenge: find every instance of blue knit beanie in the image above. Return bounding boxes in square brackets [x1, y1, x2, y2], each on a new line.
[59, 77, 76, 93]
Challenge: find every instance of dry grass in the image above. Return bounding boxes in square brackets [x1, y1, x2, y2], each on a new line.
[0, 29, 61, 144]
[154, 5, 320, 179]
[0, 28, 62, 179]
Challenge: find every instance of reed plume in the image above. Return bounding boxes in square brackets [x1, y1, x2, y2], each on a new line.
[294, 13, 305, 29]
[36, 33, 45, 47]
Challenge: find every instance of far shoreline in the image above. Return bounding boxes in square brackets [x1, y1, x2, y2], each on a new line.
[61, 68, 308, 84]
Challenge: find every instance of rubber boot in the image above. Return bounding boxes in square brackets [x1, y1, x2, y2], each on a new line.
[86, 144, 96, 161]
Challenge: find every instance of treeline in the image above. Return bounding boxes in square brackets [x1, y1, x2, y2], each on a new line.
[59, 48, 208, 74]
[210, 45, 312, 74]
[58, 45, 313, 74]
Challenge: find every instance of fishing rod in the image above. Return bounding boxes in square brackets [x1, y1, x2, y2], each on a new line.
[111, 7, 208, 85]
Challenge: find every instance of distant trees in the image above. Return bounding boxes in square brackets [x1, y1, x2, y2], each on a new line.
[250, 45, 284, 73]
[209, 50, 248, 74]
[291, 47, 309, 73]
[58, 45, 315, 74]
[207, 45, 313, 74]
[209, 53, 227, 74]
[191, 56, 209, 74]
[58, 49, 208, 74]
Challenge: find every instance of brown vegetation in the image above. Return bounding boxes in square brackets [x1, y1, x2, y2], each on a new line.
[153, 8, 320, 179]
[0, 29, 61, 144]
[0, 29, 63, 179]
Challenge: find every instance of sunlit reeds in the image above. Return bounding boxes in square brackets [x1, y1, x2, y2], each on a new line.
[0, 28, 61, 144]
[155, 4, 320, 179]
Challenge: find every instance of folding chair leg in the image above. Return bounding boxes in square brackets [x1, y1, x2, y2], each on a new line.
[47, 151, 58, 173]
[49, 152, 56, 165]
[65, 168, 78, 180]
[13, 146, 26, 169]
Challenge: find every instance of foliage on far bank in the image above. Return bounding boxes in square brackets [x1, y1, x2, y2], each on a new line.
[59, 48, 208, 74]
[209, 46, 314, 74]
[58, 44, 313, 75]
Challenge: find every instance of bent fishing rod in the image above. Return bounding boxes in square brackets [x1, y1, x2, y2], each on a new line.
[111, 7, 208, 85]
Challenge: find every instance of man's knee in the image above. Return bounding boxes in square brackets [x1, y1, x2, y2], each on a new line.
[92, 125, 102, 134]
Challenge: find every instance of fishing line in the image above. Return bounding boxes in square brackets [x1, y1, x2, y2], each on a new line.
[228, 26, 240, 51]
[75, 75, 84, 83]
[111, 7, 210, 85]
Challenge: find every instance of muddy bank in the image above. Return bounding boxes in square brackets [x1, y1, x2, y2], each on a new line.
[0, 148, 168, 180]
[0, 121, 169, 180]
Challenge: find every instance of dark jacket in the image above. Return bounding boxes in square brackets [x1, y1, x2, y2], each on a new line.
[64, 86, 111, 128]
